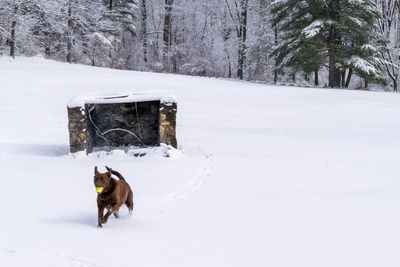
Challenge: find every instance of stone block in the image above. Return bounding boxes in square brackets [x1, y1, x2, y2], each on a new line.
[67, 93, 177, 154]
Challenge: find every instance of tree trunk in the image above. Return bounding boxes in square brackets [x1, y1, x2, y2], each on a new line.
[223, 43, 232, 78]
[225, 50, 232, 78]
[91, 46, 95, 66]
[364, 79, 368, 89]
[163, 0, 174, 71]
[223, 32, 231, 78]
[327, 3, 340, 88]
[10, 20, 16, 58]
[314, 69, 319, 86]
[334, 69, 341, 87]
[341, 70, 346, 87]
[237, 0, 248, 80]
[345, 68, 353, 88]
[109, 0, 113, 10]
[221, 8, 231, 78]
[66, 2, 72, 63]
[9, 4, 18, 59]
[45, 46, 50, 56]
[274, 25, 278, 83]
[141, 0, 148, 63]
[237, 43, 245, 79]
[328, 49, 335, 87]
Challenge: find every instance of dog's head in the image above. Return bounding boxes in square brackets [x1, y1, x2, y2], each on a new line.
[94, 166, 112, 194]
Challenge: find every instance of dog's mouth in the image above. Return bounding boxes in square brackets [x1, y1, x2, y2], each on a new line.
[95, 187, 104, 194]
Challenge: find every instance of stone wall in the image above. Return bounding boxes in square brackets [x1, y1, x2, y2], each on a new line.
[67, 99, 177, 154]
[67, 107, 90, 153]
[159, 102, 177, 148]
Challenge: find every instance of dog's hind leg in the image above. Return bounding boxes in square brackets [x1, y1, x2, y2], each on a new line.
[113, 210, 120, 219]
[125, 190, 134, 214]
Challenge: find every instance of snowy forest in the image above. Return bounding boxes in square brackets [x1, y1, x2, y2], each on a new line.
[1, 0, 400, 91]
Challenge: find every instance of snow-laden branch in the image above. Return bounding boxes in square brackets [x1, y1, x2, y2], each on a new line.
[301, 20, 333, 39]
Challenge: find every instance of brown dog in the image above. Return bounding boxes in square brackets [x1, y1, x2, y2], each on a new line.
[94, 166, 133, 228]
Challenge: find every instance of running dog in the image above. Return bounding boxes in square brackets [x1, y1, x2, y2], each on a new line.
[94, 166, 133, 228]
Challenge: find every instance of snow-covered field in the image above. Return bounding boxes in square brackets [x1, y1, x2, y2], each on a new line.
[1, 57, 400, 267]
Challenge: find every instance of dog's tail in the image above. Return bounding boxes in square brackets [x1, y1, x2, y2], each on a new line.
[105, 166, 126, 181]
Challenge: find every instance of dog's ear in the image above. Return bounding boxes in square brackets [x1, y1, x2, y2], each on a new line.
[106, 166, 112, 177]
[94, 166, 99, 175]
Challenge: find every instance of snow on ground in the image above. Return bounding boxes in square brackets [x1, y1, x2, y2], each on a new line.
[1, 57, 400, 267]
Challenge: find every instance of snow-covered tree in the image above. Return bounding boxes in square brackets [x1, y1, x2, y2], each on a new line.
[1, 0, 399, 91]
[0, 0, 41, 57]
[271, 0, 387, 88]
[225, 0, 249, 80]
[375, 0, 400, 91]
[248, 0, 278, 82]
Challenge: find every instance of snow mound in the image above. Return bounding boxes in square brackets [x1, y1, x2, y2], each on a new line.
[68, 91, 177, 108]
[69, 143, 183, 159]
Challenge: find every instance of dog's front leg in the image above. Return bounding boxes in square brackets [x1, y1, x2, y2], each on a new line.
[97, 204, 105, 228]
[102, 205, 120, 224]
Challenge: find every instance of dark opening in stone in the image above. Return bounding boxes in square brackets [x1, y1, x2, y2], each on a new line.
[86, 101, 160, 149]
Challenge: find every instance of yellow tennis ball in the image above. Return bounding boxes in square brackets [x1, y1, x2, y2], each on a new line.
[96, 187, 103, 193]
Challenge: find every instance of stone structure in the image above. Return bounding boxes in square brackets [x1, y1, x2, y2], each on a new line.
[67, 93, 177, 154]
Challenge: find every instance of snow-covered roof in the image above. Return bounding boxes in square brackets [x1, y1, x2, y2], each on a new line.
[68, 92, 177, 108]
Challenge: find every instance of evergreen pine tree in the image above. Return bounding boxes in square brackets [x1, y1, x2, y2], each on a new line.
[271, 0, 387, 88]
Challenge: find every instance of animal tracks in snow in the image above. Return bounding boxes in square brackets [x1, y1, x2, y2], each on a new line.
[1, 246, 102, 267]
[161, 146, 214, 203]
[189, 151, 214, 189]
[162, 192, 188, 202]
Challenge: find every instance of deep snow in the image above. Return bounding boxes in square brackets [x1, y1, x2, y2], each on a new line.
[1, 57, 400, 267]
